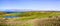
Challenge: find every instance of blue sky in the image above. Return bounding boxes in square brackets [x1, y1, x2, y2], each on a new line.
[0, 0, 60, 11]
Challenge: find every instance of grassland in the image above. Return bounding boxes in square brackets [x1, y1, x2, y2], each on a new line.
[0, 11, 60, 26]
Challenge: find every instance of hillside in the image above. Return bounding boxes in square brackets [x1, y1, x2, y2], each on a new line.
[0, 11, 60, 26]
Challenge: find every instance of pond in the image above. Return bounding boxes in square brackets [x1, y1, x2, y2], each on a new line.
[4, 16, 19, 18]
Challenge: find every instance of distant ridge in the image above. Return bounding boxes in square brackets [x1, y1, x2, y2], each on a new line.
[0, 9, 60, 12]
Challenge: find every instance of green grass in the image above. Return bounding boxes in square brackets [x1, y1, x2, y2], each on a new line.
[0, 11, 60, 26]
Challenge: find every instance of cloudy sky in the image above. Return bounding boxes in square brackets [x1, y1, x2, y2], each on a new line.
[0, 0, 60, 11]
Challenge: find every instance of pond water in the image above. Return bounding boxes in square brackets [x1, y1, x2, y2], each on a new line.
[4, 16, 19, 18]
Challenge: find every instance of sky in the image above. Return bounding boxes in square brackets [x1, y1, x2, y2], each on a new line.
[0, 0, 60, 11]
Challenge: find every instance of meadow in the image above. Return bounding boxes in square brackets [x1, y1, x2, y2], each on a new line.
[0, 11, 60, 26]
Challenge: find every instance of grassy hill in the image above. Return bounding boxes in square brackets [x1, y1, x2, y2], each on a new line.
[0, 11, 60, 26]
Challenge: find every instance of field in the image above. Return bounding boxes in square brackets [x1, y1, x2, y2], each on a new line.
[0, 11, 60, 26]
